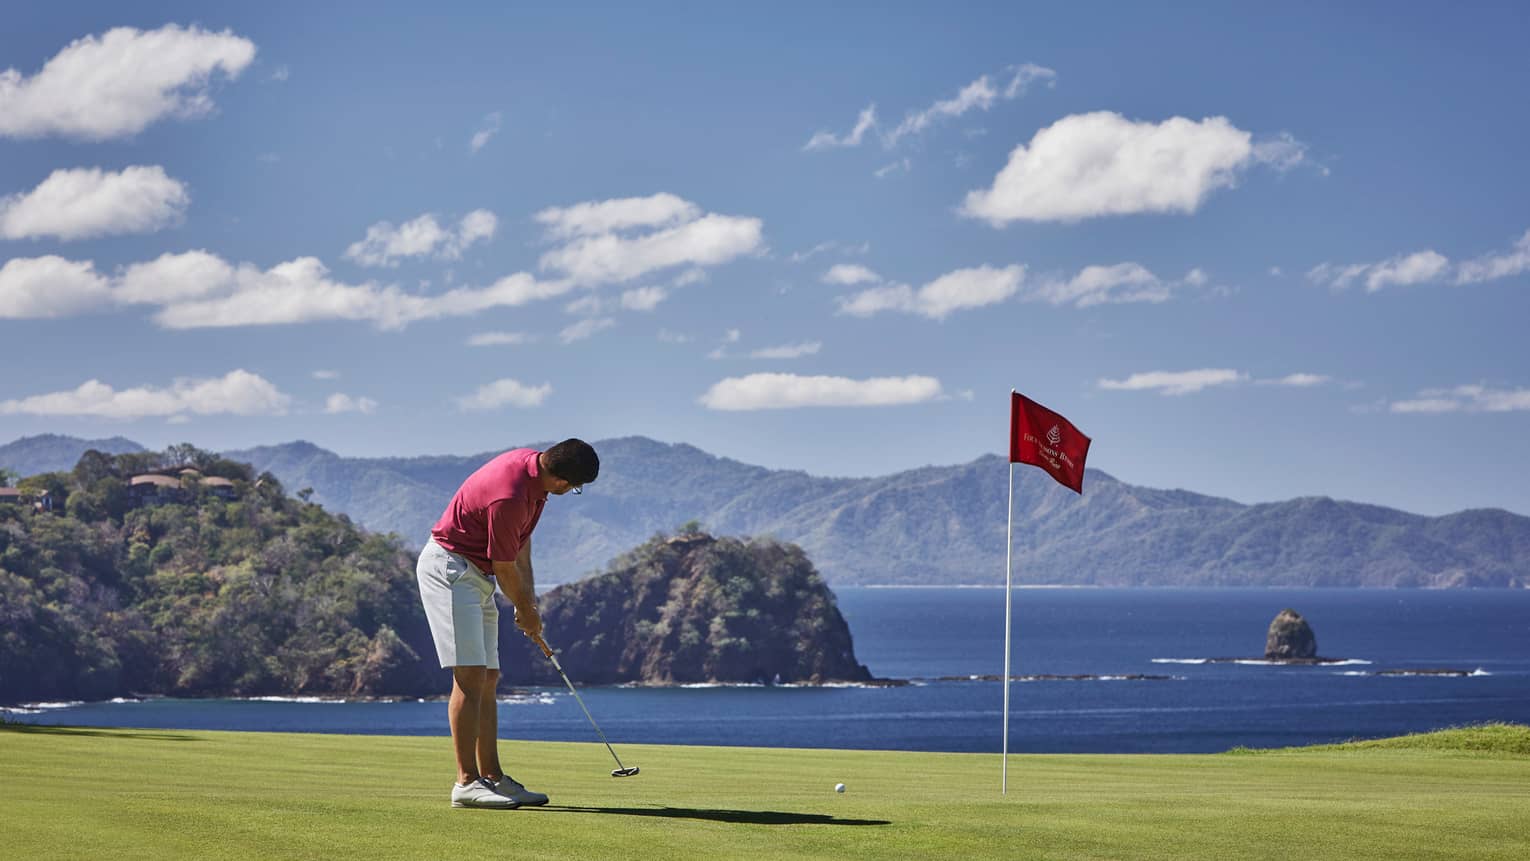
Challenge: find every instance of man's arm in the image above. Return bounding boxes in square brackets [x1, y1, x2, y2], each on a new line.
[491, 537, 543, 646]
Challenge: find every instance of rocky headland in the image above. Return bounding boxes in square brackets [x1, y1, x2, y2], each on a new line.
[498, 530, 874, 686]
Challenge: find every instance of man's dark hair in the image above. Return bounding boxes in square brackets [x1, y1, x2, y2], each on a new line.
[544, 438, 599, 486]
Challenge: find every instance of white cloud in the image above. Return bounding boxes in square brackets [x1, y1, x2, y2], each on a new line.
[706, 328, 744, 359]
[146, 256, 393, 328]
[748, 341, 822, 359]
[886, 64, 1056, 146]
[789, 240, 870, 263]
[821, 263, 881, 286]
[269, 65, 290, 83]
[324, 393, 377, 414]
[673, 268, 708, 287]
[1309, 229, 1530, 292]
[467, 331, 534, 347]
[1388, 397, 1461, 414]
[312, 369, 340, 380]
[134, 253, 570, 330]
[1098, 369, 1247, 396]
[535, 193, 701, 239]
[1455, 229, 1530, 284]
[657, 329, 692, 344]
[699, 373, 943, 410]
[0, 24, 256, 140]
[0, 255, 113, 318]
[804, 63, 1055, 152]
[0, 166, 188, 240]
[838, 264, 1023, 319]
[0, 369, 289, 419]
[803, 104, 878, 151]
[1250, 132, 1309, 172]
[539, 210, 763, 285]
[455, 209, 498, 251]
[559, 317, 615, 344]
[116, 249, 234, 304]
[4, 193, 766, 328]
[564, 295, 606, 316]
[1391, 384, 1530, 414]
[836, 284, 916, 317]
[873, 159, 910, 179]
[456, 378, 551, 411]
[1026, 262, 1171, 308]
[962, 112, 1298, 225]
[470, 111, 502, 152]
[620, 286, 667, 311]
[1259, 373, 1331, 387]
[1308, 250, 1450, 292]
[344, 209, 498, 267]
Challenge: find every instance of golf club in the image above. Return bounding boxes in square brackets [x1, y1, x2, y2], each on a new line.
[534, 635, 639, 777]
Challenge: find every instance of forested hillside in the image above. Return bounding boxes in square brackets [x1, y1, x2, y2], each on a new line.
[0, 446, 436, 703]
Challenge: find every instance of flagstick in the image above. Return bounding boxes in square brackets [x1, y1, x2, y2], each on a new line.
[1002, 460, 1015, 794]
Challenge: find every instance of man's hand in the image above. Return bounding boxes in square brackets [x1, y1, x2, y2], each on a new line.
[514, 600, 543, 641]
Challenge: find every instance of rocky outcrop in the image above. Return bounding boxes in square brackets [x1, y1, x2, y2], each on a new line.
[1265, 608, 1318, 659]
[499, 531, 873, 686]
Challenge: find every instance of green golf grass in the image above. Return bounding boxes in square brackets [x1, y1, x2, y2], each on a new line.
[3, 723, 1527, 860]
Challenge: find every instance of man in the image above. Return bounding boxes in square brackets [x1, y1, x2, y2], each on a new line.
[416, 438, 599, 809]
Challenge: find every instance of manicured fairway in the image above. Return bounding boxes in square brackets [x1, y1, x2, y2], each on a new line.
[2, 723, 1526, 860]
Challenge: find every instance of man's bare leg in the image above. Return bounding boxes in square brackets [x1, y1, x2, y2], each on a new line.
[477, 668, 503, 780]
[450, 666, 488, 785]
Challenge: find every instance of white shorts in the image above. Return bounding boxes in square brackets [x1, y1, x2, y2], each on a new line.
[416, 538, 500, 669]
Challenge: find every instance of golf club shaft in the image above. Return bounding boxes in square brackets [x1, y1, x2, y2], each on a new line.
[547, 650, 630, 772]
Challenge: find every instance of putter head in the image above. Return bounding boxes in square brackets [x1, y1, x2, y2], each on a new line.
[611, 766, 640, 778]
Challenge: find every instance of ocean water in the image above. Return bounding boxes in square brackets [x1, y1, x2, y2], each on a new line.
[7, 588, 1529, 753]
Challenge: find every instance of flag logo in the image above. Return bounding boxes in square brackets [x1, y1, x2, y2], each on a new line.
[1009, 392, 1092, 494]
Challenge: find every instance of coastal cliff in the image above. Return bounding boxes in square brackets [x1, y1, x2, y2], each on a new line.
[499, 530, 873, 686]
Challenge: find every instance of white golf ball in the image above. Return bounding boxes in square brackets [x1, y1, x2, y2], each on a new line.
[835, 783, 846, 793]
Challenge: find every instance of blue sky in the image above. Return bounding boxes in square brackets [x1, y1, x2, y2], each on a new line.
[2, 2, 1528, 516]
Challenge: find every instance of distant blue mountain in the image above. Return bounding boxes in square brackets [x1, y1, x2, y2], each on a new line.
[5, 434, 1525, 587]
[0, 434, 145, 478]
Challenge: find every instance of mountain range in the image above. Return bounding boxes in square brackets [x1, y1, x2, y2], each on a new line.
[2, 434, 1526, 587]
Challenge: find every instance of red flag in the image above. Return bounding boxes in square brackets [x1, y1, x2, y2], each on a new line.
[1009, 392, 1091, 494]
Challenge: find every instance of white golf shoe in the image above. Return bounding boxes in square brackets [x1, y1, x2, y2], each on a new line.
[451, 778, 518, 809]
[492, 774, 549, 806]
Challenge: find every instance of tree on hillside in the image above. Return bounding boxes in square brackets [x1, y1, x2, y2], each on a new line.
[0, 448, 436, 703]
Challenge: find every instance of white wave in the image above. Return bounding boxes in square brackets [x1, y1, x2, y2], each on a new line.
[1471, 668, 1492, 677]
[109, 697, 144, 704]
[1336, 671, 1370, 677]
[1, 706, 43, 715]
[19, 701, 83, 710]
[497, 694, 557, 705]
[679, 682, 766, 689]
[1327, 659, 1374, 666]
[1233, 660, 1283, 666]
[240, 696, 348, 704]
[1152, 658, 1209, 665]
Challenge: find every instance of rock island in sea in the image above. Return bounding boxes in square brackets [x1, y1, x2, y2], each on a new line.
[498, 529, 874, 687]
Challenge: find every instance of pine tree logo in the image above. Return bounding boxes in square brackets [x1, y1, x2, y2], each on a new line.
[1046, 424, 1062, 447]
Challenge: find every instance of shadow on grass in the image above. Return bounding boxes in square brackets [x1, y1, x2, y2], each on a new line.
[534, 805, 890, 826]
[0, 724, 201, 742]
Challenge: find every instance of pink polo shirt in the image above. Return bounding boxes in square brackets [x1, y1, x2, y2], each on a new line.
[430, 448, 548, 577]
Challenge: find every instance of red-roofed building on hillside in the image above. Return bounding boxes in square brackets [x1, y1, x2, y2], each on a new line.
[128, 471, 240, 507]
[129, 474, 187, 506]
